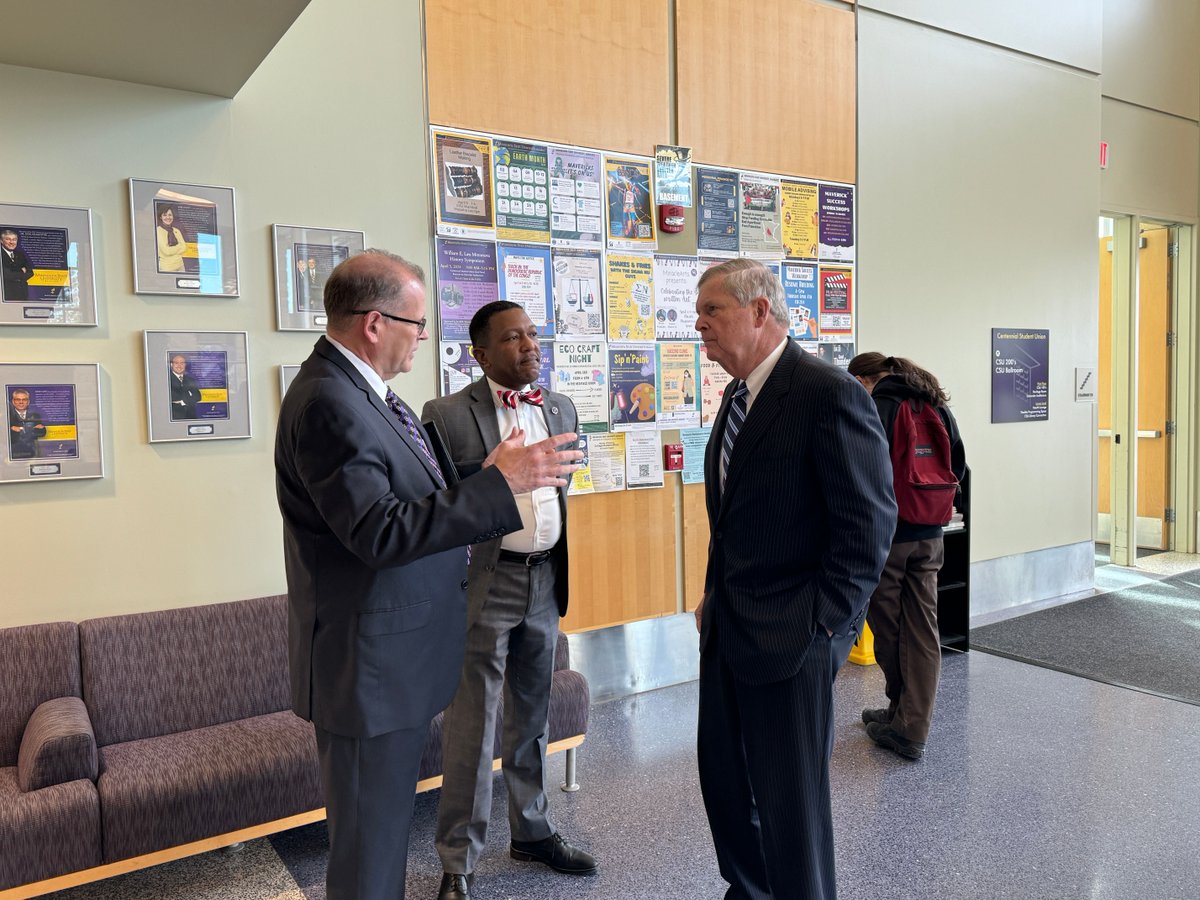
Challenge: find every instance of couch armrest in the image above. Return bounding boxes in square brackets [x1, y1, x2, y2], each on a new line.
[17, 696, 98, 792]
[554, 631, 570, 671]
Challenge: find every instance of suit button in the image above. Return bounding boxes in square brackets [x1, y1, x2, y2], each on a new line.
[460, 579, 469, 590]
[485, 565, 494, 573]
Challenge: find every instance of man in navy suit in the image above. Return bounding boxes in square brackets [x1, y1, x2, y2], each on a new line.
[693, 258, 895, 900]
[275, 250, 581, 900]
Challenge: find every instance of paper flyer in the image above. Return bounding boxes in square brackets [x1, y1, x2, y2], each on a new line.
[782, 262, 819, 340]
[818, 183, 855, 262]
[549, 147, 604, 247]
[435, 238, 498, 342]
[680, 427, 710, 485]
[696, 167, 739, 256]
[738, 173, 783, 257]
[700, 342, 733, 428]
[605, 252, 655, 341]
[493, 139, 550, 244]
[551, 248, 604, 339]
[654, 145, 693, 207]
[537, 340, 555, 388]
[432, 129, 495, 240]
[570, 434, 595, 495]
[604, 156, 656, 250]
[625, 430, 664, 490]
[781, 179, 819, 259]
[608, 342, 657, 432]
[553, 341, 608, 433]
[656, 342, 701, 430]
[653, 254, 700, 340]
[818, 342, 855, 370]
[497, 243, 554, 336]
[819, 267, 854, 337]
[587, 431, 627, 492]
[439, 341, 481, 396]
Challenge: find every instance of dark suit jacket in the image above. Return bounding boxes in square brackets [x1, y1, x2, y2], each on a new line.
[8, 406, 45, 459]
[702, 339, 896, 686]
[169, 373, 202, 420]
[275, 337, 523, 738]
[422, 378, 577, 626]
[1, 246, 34, 301]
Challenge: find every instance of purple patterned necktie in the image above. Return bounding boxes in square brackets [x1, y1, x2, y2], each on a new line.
[385, 388, 445, 489]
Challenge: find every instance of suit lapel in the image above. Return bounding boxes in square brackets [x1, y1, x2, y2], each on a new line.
[469, 377, 503, 452]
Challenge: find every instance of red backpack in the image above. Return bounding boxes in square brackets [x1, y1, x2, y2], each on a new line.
[890, 399, 957, 526]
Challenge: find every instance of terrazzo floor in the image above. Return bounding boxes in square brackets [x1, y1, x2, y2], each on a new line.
[44, 649, 1200, 900]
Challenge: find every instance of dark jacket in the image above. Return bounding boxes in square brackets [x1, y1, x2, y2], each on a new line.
[870, 374, 966, 543]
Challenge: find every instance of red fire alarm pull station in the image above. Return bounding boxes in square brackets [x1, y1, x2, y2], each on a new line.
[660, 204, 685, 233]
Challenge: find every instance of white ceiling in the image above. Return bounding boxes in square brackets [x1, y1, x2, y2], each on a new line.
[0, 0, 312, 97]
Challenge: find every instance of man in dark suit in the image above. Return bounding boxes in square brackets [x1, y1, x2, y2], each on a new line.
[275, 250, 581, 900]
[168, 355, 202, 420]
[0, 229, 35, 302]
[8, 389, 46, 460]
[693, 258, 895, 900]
[422, 302, 594, 900]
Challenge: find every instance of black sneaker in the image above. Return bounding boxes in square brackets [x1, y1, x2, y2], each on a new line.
[510, 833, 598, 875]
[861, 707, 891, 726]
[866, 721, 925, 760]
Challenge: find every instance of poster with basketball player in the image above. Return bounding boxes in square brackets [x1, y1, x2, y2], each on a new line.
[604, 155, 656, 251]
[607, 342, 657, 432]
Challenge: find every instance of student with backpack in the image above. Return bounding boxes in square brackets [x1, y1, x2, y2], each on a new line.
[847, 352, 966, 760]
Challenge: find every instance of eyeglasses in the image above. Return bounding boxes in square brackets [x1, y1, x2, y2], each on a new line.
[351, 309, 426, 335]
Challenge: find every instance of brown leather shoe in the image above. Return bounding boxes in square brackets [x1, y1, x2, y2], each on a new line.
[437, 872, 472, 899]
[510, 833, 598, 875]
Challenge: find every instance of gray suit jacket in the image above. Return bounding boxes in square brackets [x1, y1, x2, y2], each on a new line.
[275, 338, 523, 738]
[422, 378, 578, 626]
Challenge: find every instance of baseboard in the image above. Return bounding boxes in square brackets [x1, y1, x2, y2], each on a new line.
[2, 735, 586, 900]
[968, 540, 1095, 624]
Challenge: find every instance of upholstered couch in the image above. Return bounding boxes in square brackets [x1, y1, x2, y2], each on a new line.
[0, 595, 590, 897]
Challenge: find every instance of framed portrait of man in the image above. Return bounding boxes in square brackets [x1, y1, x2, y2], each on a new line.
[1, 362, 103, 483]
[271, 224, 365, 331]
[144, 331, 251, 442]
[0, 202, 98, 326]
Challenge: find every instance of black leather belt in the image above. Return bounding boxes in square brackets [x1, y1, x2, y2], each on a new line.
[498, 549, 552, 567]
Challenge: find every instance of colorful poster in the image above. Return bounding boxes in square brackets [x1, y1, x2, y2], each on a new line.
[991, 328, 1049, 423]
[549, 147, 604, 247]
[608, 342, 657, 432]
[656, 342, 701, 430]
[440, 342, 481, 396]
[818, 183, 855, 262]
[497, 243, 553, 336]
[493, 139, 550, 244]
[654, 145, 693, 207]
[436, 238, 498, 342]
[587, 432, 626, 492]
[554, 342, 608, 433]
[5, 383, 78, 460]
[606, 252, 655, 341]
[570, 434, 595, 495]
[0, 225, 69, 304]
[781, 179, 819, 260]
[552, 248, 604, 339]
[818, 267, 853, 337]
[680, 427, 710, 485]
[432, 129, 494, 239]
[700, 343, 734, 428]
[782, 262, 819, 340]
[738, 173, 783, 257]
[605, 156, 656, 250]
[696, 167, 739, 256]
[626, 431, 665, 489]
[818, 342, 855, 370]
[537, 340, 555, 388]
[654, 255, 700, 340]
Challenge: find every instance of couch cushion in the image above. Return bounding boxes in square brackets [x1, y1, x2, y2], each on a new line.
[548, 669, 590, 742]
[80, 595, 290, 747]
[0, 621, 80, 767]
[0, 766, 101, 890]
[97, 710, 321, 863]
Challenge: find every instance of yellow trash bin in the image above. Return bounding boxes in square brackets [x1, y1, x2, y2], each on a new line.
[847, 621, 875, 666]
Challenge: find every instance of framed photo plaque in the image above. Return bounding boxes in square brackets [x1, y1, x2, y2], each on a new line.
[0, 202, 98, 326]
[129, 178, 239, 297]
[2, 362, 103, 483]
[272, 224, 364, 330]
[144, 331, 251, 442]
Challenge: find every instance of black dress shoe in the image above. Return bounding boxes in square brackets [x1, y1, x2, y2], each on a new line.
[437, 872, 472, 900]
[510, 832, 598, 875]
[861, 707, 892, 726]
[866, 721, 925, 760]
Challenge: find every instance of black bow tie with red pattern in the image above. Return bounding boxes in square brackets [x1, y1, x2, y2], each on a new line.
[498, 388, 544, 409]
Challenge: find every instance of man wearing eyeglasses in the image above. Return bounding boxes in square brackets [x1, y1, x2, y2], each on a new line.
[275, 249, 583, 900]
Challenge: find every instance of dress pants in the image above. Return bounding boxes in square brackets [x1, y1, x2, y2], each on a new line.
[697, 630, 836, 900]
[314, 722, 428, 900]
[435, 556, 559, 874]
[866, 537, 944, 743]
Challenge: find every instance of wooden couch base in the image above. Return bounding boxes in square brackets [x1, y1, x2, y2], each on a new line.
[2, 735, 584, 900]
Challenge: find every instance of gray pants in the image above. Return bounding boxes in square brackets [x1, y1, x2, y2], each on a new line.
[435, 556, 560, 874]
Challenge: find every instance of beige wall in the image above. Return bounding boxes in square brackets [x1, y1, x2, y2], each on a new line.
[1101, 0, 1199, 121]
[857, 11, 1101, 564]
[0, 0, 434, 627]
[1099, 98, 1200, 221]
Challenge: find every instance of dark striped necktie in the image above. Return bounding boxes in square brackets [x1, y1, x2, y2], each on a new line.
[720, 382, 749, 492]
[385, 388, 446, 490]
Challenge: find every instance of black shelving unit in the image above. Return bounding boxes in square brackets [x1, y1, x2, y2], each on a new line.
[937, 466, 970, 652]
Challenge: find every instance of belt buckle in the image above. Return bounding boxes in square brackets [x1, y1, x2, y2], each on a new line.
[526, 550, 549, 567]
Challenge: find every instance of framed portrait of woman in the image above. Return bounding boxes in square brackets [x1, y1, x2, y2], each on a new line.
[128, 178, 239, 297]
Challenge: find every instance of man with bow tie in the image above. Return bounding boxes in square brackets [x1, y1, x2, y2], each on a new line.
[422, 301, 593, 900]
